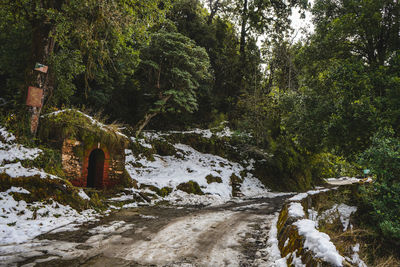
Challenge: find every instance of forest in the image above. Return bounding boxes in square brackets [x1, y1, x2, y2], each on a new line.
[0, 0, 399, 263]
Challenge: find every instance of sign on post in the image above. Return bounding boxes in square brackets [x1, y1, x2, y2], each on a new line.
[34, 63, 48, 73]
[26, 86, 43, 107]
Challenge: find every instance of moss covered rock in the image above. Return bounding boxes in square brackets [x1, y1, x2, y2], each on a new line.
[177, 181, 204, 195]
[206, 174, 222, 184]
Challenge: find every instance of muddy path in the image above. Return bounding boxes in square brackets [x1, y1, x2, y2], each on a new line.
[4, 195, 292, 267]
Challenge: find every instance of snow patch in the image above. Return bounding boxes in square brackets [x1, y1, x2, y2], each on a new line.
[0, 141, 42, 165]
[346, 243, 367, 267]
[0, 126, 16, 142]
[88, 221, 132, 234]
[0, 192, 99, 245]
[265, 213, 288, 266]
[0, 162, 58, 179]
[288, 193, 308, 201]
[78, 189, 90, 200]
[6, 186, 30, 194]
[320, 204, 357, 231]
[288, 202, 305, 218]
[162, 190, 227, 206]
[294, 219, 344, 266]
[325, 177, 362, 185]
[125, 142, 271, 206]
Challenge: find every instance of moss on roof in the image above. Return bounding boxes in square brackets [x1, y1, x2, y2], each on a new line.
[39, 109, 128, 151]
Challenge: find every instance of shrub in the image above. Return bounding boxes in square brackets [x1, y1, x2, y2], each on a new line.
[359, 128, 400, 244]
[310, 152, 360, 180]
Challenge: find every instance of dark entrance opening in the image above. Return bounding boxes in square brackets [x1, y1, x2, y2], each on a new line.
[87, 149, 105, 188]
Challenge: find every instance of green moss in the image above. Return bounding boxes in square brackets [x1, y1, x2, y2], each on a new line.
[160, 186, 173, 197]
[230, 173, 242, 184]
[22, 146, 64, 178]
[119, 169, 135, 188]
[177, 180, 204, 195]
[152, 139, 176, 156]
[206, 174, 222, 184]
[0, 173, 106, 211]
[139, 184, 161, 195]
[38, 109, 128, 152]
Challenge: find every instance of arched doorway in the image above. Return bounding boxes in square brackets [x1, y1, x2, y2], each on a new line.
[87, 149, 105, 188]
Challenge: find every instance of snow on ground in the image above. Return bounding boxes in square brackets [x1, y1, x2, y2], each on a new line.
[320, 204, 357, 231]
[142, 124, 234, 140]
[282, 188, 362, 266]
[0, 162, 58, 179]
[0, 125, 101, 246]
[125, 141, 271, 206]
[117, 211, 235, 264]
[0, 126, 58, 179]
[0, 126, 42, 165]
[161, 190, 228, 206]
[264, 213, 288, 267]
[345, 244, 368, 267]
[325, 177, 368, 185]
[0, 188, 99, 245]
[88, 221, 134, 234]
[78, 189, 90, 200]
[0, 126, 16, 142]
[280, 187, 350, 266]
[288, 192, 308, 201]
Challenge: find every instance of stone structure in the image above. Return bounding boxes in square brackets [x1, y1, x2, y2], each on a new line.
[61, 138, 126, 189]
[39, 109, 129, 190]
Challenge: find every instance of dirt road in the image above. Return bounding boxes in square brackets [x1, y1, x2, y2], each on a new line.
[3, 195, 291, 267]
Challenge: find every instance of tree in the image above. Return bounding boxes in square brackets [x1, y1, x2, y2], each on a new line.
[134, 30, 212, 136]
[225, 0, 308, 60]
[0, 0, 169, 132]
[312, 0, 400, 66]
[167, 0, 242, 118]
[279, 0, 400, 157]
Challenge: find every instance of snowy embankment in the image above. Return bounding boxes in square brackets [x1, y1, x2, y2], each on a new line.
[124, 129, 271, 206]
[268, 186, 367, 267]
[0, 126, 99, 245]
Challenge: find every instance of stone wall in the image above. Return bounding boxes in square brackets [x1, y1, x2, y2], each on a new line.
[106, 155, 125, 188]
[62, 139, 82, 184]
[276, 186, 358, 267]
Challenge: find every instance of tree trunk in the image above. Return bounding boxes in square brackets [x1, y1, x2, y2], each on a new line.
[135, 112, 159, 138]
[207, 0, 219, 25]
[28, 16, 55, 135]
[134, 94, 172, 137]
[239, 0, 248, 59]
[27, 0, 62, 136]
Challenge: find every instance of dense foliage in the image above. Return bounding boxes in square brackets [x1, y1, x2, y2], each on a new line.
[359, 129, 400, 244]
